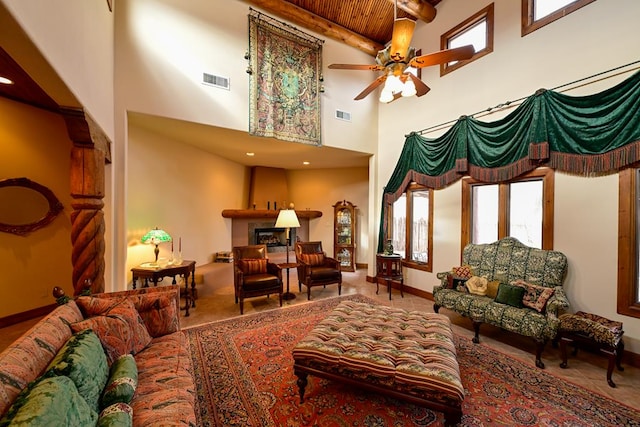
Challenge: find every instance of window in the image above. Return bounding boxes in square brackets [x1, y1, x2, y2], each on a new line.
[389, 183, 433, 271]
[617, 168, 640, 319]
[440, 4, 494, 76]
[521, 0, 596, 36]
[461, 168, 554, 249]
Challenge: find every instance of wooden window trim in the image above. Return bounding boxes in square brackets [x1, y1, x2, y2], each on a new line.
[521, 0, 596, 37]
[461, 167, 554, 250]
[618, 168, 640, 318]
[387, 183, 434, 272]
[440, 3, 494, 77]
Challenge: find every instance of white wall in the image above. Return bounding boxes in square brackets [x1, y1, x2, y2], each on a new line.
[288, 168, 369, 265]
[126, 123, 247, 284]
[376, 0, 640, 352]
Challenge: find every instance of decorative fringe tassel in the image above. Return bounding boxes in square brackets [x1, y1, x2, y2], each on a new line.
[529, 142, 549, 161]
[549, 140, 640, 175]
[455, 158, 468, 173]
[468, 158, 537, 183]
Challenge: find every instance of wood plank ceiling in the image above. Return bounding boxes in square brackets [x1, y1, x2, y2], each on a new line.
[242, 0, 442, 56]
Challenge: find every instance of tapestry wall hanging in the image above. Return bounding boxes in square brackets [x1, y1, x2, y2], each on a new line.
[248, 10, 323, 146]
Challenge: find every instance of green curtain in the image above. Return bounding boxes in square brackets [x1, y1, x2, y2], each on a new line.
[378, 70, 640, 252]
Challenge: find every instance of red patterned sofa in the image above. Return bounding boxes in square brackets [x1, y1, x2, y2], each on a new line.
[0, 287, 196, 426]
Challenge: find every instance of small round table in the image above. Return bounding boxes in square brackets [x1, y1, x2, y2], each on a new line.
[375, 253, 403, 300]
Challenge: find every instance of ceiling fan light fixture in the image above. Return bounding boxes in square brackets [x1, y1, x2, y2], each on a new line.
[379, 89, 394, 103]
[401, 79, 417, 97]
[385, 74, 403, 94]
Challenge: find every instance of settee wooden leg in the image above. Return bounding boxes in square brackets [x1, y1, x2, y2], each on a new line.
[535, 340, 546, 369]
[472, 321, 481, 344]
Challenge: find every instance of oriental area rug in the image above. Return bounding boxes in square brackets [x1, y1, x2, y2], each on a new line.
[183, 295, 640, 426]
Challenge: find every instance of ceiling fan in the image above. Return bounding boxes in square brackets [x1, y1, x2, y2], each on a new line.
[328, 4, 475, 103]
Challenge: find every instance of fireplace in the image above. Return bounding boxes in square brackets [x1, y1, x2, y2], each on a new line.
[249, 222, 296, 252]
[255, 228, 286, 247]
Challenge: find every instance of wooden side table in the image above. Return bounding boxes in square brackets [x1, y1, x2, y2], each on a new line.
[131, 260, 196, 316]
[278, 262, 298, 300]
[375, 254, 403, 300]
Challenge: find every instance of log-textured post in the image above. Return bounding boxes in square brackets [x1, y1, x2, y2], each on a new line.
[61, 107, 110, 295]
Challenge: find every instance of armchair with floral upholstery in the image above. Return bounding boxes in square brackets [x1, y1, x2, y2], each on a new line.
[233, 244, 283, 314]
[294, 241, 342, 300]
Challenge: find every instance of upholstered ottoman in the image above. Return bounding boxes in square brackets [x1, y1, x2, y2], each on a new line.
[292, 301, 464, 426]
[558, 311, 625, 387]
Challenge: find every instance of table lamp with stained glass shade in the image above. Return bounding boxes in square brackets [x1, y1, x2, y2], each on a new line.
[141, 228, 172, 264]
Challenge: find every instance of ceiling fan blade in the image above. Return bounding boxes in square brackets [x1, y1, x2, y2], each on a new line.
[354, 75, 387, 100]
[408, 44, 475, 68]
[328, 64, 385, 71]
[389, 18, 416, 62]
[407, 73, 430, 97]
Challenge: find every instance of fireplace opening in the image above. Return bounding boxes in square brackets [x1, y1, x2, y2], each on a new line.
[254, 227, 296, 249]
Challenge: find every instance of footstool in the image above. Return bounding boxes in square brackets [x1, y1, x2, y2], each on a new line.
[292, 301, 464, 426]
[558, 311, 624, 387]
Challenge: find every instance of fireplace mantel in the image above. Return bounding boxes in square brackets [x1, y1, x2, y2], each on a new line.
[221, 209, 322, 219]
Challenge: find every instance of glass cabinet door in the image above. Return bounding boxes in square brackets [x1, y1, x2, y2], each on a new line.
[336, 208, 352, 244]
[333, 200, 356, 271]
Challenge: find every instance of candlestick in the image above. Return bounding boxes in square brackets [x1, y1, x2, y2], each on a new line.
[171, 241, 174, 251]
[179, 237, 182, 252]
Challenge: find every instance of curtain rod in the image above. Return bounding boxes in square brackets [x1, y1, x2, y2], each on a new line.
[413, 59, 640, 137]
[248, 7, 324, 46]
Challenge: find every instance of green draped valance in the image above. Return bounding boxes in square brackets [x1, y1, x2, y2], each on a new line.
[378, 69, 640, 252]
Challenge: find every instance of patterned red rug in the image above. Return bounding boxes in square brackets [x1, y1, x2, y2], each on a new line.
[183, 294, 640, 426]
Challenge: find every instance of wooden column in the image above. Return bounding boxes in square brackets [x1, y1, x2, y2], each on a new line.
[61, 107, 110, 295]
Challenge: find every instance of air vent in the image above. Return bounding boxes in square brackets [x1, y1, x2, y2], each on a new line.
[335, 110, 351, 122]
[202, 73, 230, 90]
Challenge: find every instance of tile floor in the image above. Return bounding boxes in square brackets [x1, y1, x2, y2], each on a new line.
[2, 252, 638, 412]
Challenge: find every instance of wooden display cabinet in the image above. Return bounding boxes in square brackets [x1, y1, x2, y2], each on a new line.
[333, 200, 356, 271]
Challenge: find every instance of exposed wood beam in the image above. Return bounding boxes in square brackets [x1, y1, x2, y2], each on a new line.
[389, 0, 437, 23]
[241, 0, 384, 57]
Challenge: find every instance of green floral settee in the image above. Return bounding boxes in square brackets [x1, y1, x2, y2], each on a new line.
[433, 237, 569, 368]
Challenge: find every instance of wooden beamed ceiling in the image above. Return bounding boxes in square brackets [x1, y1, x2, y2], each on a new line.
[241, 0, 442, 57]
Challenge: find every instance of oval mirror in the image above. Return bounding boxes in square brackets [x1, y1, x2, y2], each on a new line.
[0, 177, 64, 236]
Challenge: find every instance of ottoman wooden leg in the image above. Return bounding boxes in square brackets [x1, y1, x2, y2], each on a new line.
[294, 369, 308, 403]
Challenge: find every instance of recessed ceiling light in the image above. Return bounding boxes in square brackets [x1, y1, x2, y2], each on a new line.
[303, 161, 310, 165]
[246, 152, 255, 156]
[0, 76, 14, 85]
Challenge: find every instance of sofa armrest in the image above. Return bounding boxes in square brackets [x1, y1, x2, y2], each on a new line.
[546, 286, 570, 318]
[436, 271, 450, 286]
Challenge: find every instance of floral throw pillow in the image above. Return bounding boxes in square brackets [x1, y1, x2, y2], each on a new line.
[74, 297, 152, 365]
[466, 276, 488, 296]
[512, 279, 555, 313]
